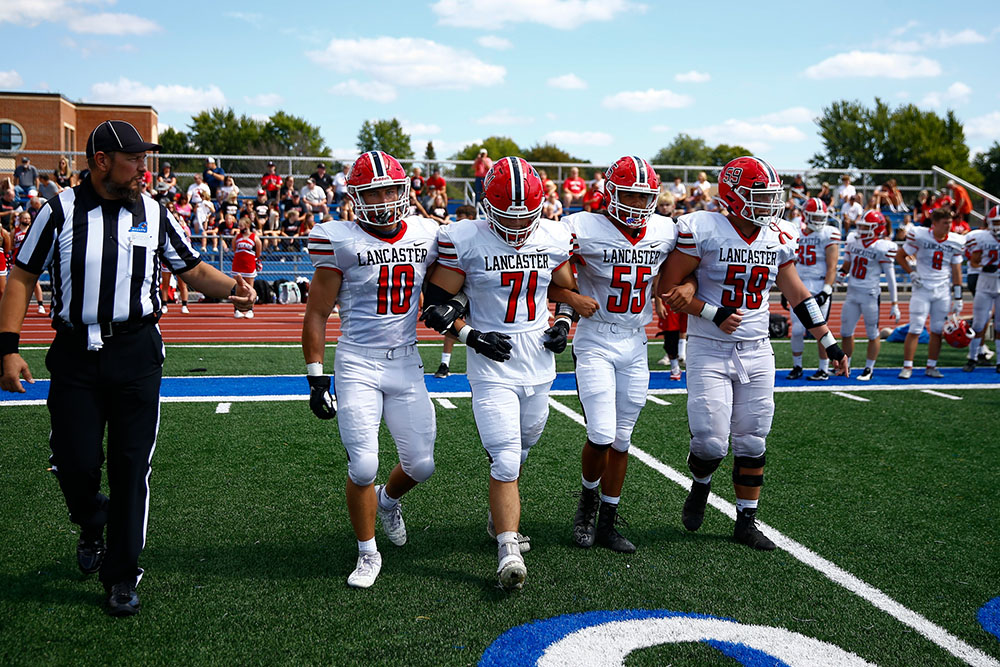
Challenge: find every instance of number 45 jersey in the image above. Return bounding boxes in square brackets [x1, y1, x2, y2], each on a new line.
[676, 210, 798, 342]
[307, 216, 439, 348]
[566, 211, 677, 328]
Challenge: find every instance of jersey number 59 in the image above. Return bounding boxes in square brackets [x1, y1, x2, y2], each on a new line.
[721, 264, 769, 309]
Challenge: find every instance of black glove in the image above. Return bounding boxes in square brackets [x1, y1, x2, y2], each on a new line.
[467, 330, 512, 362]
[421, 293, 469, 334]
[813, 290, 830, 307]
[982, 264, 998, 274]
[543, 319, 570, 354]
[307, 375, 337, 420]
[780, 294, 789, 311]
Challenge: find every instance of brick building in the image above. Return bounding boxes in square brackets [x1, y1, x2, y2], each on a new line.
[0, 91, 157, 176]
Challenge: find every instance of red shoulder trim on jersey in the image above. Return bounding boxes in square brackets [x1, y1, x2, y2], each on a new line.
[358, 220, 409, 244]
[676, 242, 696, 248]
[436, 263, 466, 276]
[553, 258, 571, 273]
[438, 240, 455, 248]
[729, 219, 760, 245]
[779, 259, 795, 268]
[316, 266, 343, 275]
[678, 232, 693, 238]
[309, 249, 336, 256]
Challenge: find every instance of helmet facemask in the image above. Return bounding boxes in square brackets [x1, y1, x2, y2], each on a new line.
[484, 200, 542, 247]
[607, 182, 657, 228]
[856, 220, 878, 240]
[735, 186, 785, 227]
[989, 216, 1000, 240]
[349, 179, 410, 228]
[805, 209, 828, 231]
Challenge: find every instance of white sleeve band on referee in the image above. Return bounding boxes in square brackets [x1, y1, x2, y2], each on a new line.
[457, 325, 473, 344]
[699, 303, 719, 322]
[819, 332, 836, 349]
[306, 362, 324, 376]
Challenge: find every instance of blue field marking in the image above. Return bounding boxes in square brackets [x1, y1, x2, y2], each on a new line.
[980, 597, 1000, 643]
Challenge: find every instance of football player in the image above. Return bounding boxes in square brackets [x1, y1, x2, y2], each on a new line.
[302, 151, 439, 589]
[660, 156, 848, 551]
[838, 211, 900, 380]
[896, 207, 965, 379]
[787, 197, 841, 380]
[963, 205, 1000, 372]
[422, 157, 577, 590]
[556, 156, 677, 554]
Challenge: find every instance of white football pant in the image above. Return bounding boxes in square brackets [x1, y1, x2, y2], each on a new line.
[470, 381, 552, 483]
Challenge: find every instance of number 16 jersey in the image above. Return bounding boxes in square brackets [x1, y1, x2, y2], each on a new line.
[676, 210, 798, 342]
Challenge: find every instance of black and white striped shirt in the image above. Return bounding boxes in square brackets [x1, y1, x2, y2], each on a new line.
[15, 176, 200, 326]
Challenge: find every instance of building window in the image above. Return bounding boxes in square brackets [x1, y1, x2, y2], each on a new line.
[0, 121, 25, 152]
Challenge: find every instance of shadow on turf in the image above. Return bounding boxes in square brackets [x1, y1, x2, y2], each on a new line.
[0, 565, 107, 609]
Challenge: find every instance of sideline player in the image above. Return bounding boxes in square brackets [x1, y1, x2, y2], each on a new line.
[660, 156, 848, 551]
[557, 156, 676, 554]
[422, 156, 577, 590]
[302, 151, 438, 589]
[964, 205, 1000, 372]
[787, 197, 841, 380]
[838, 211, 900, 379]
[896, 208, 965, 379]
[231, 217, 262, 319]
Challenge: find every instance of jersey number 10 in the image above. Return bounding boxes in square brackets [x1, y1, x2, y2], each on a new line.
[376, 264, 415, 315]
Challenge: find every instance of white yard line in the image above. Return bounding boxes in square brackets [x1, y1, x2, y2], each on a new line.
[215, 402, 231, 414]
[646, 395, 672, 406]
[435, 398, 457, 409]
[921, 389, 963, 401]
[832, 391, 870, 402]
[546, 397, 1000, 667]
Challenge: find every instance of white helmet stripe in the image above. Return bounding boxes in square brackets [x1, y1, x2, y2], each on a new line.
[754, 157, 778, 184]
[631, 156, 646, 185]
[369, 151, 385, 177]
[509, 156, 523, 205]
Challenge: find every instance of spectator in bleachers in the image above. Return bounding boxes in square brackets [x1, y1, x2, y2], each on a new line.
[427, 168, 446, 197]
[280, 209, 303, 248]
[153, 180, 171, 202]
[562, 166, 587, 208]
[950, 215, 971, 235]
[27, 196, 44, 222]
[261, 200, 282, 250]
[219, 175, 240, 204]
[37, 173, 60, 200]
[789, 173, 807, 208]
[191, 192, 215, 247]
[694, 171, 713, 200]
[582, 179, 603, 213]
[896, 214, 915, 242]
[474, 148, 492, 204]
[280, 175, 297, 200]
[873, 178, 905, 213]
[931, 189, 953, 218]
[340, 195, 355, 222]
[668, 177, 687, 212]
[542, 184, 563, 220]
[840, 193, 863, 231]
[284, 189, 309, 220]
[174, 192, 192, 222]
[220, 190, 240, 221]
[253, 189, 269, 222]
[203, 157, 226, 199]
[947, 180, 972, 225]
[261, 161, 282, 200]
[408, 187, 430, 218]
[914, 189, 933, 225]
[13, 156, 38, 196]
[298, 211, 316, 243]
[54, 156, 73, 189]
[0, 187, 21, 230]
[655, 190, 675, 218]
[817, 181, 832, 207]
[187, 173, 211, 203]
[592, 170, 605, 193]
[300, 177, 329, 217]
[216, 212, 238, 251]
[835, 174, 856, 208]
[409, 166, 427, 207]
[333, 164, 349, 210]
[428, 189, 450, 224]
[538, 168, 554, 194]
[310, 162, 334, 204]
[157, 162, 177, 197]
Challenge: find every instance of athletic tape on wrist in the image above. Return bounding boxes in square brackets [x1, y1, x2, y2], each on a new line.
[699, 303, 718, 322]
[306, 362, 324, 376]
[953, 285, 962, 300]
[819, 332, 836, 349]
[457, 325, 472, 344]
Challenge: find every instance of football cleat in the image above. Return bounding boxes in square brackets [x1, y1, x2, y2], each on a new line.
[434, 363, 450, 379]
[897, 367, 913, 380]
[733, 508, 776, 551]
[37, 304, 47, 315]
[245, 310, 255, 319]
[656, 355, 670, 366]
[924, 367, 943, 379]
[347, 551, 382, 589]
[180, 305, 190, 314]
[375, 485, 407, 546]
[981, 346, 995, 361]
[682, 481, 711, 532]
[77, 531, 106, 575]
[962, 359, 977, 372]
[786, 366, 803, 380]
[670, 369, 682, 381]
[595, 503, 636, 553]
[106, 582, 141, 617]
[487, 511, 530, 553]
[572, 487, 601, 548]
[233, 310, 244, 319]
[808, 369, 830, 382]
[857, 367, 873, 381]
[497, 541, 526, 590]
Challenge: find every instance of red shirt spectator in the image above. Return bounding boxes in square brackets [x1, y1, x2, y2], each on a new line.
[948, 181, 973, 218]
[426, 170, 446, 193]
[561, 167, 586, 206]
[261, 161, 282, 197]
[582, 185, 603, 212]
[932, 191, 953, 212]
[950, 218, 970, 234]
[474, 150, 493, 178]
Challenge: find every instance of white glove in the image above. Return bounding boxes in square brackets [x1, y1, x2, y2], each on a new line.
[909, 272, 923, 289]
[890, 304, 901, 321]
[951, 299, 964, 315]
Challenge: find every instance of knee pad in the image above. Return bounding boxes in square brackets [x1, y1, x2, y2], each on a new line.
[347, 451, 379, 487]
[908, 320, 926, 336]
[490, 449, 521, 483]
[611, 438, 630, 453]
[402, 455, 435, 484]
[687, 452, 724, 479]
[733, 454, 766, 487]
[865, 321, 880, 340]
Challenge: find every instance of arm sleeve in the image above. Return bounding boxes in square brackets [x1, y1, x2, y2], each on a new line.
[14, 199, 59, 274]
[307, 225, 341, 273]
[885, 262, 898, 302]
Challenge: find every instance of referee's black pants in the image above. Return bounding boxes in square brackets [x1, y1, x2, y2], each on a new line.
[46, 323, 164, 589]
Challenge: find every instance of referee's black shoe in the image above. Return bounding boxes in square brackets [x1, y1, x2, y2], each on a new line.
[77, 530, 105, 575]
[786, 366, 803, 380]
[106, 582, 141, 617]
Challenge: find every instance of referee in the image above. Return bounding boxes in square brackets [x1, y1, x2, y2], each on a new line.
[0, 120, 256, 616]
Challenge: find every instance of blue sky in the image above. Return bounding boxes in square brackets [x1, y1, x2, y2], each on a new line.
[3, 0, 1000, 170]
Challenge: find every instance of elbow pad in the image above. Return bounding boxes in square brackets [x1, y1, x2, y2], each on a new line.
[792, 296, 826, 329]
[554, 301, 579, 322]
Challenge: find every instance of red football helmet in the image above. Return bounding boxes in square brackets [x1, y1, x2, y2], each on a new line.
[482, 156, 544, 246]
[803, 197, 828, 231]
[988, 205, 1000, 239]
[347, 151, 410, 227]
[717, 156, 785, 227]
[856, 210, 886, 240]
[604, 155, 660, 228]
[943, 314, 974, 348]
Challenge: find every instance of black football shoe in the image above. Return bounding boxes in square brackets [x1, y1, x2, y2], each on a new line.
[76, 530, 105, 575]
[786, 366, 803, 380]
[962, 359, 977, 372]
[682, 481, 711, 532]
[595, 503, 636, 553]
[106, 582, 141, 617]
[572, 487, 601, 548]
[733, 507, 776, 551]
[433, 363, 449, 379]
[807, 369, 830, 381]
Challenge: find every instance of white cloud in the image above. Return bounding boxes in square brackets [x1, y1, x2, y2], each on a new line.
[754, 107, 815, 125]
[920, 81, 972, 109]
[0, 70, 23, 87]
[475, 109, 534, 125]
[684, 119, 807, 154]
[402, 121, 442, 135]
[307, 37, 505, 89]
[547, 73, 587, 90]
[966, 111, 1000, 140]
[71, 13, 159, 35]
[244, 93, 284, 107]
[888, 28, 988, 53]
[88, 78, 226, 113]
[674, 70, 710, 83]
[329, 79, 397, 103]
[545, 112, 558, 121]
[432, 0, 645, 30]
[249, 113, 270, 123]
[541, 130, 613, 146]
[0, 1, 160, 35]
[477, 35, 512, 50]
[804, 51, 941, 79]
[651, 124, 671, 133]
[602, 88, 693, 112]
[226, 12, 264, 27]
[890, 20, 918, 37]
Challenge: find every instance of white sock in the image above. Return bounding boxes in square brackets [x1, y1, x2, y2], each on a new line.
[904, 360, 914, 369]
[600, 493, 619, 505]
[497, 530, 518, 546]
[845, 356, 851, 369]
[692, 473, 712, 485]
[358, 537, 377, 553]
[865, 359, 876, 370]
[792, 354, 803, 367]
[819, 359, 830, 373]
[678, 339, 687, 358]
[670, 359, 680, 373]
[927, 359, 937, 368]
[735, 498, 759, 512]
[377, 485, 399, 510]
[440, 352, 451, 365]
[581, 474, 600, 490]
[968, 339, 981, 359]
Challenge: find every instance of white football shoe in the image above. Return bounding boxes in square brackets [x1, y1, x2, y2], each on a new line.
[375, 484, 407, 546]
[161, 304, 168, 314]
[486, 510, 530, 552]
[347, 551, 382, 589]
[181, 305, 190, 314]
[656, 355, 669, 366]
[897, 367, 912, 379]
[497, 541, 526, 590]
[37, 304, 46, 314]
[857, 367, 873, 381]
[245, 310, 255, 319]
[233, 310, 244, 319]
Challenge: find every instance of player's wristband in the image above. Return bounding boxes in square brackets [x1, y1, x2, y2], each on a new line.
[952, 285, 962, 300]
[819, 332, 836, 349]
[699, 303, 736, 327]
[306, 362, 324, 376]
[457, 325, 473, 344]
[0, 331, 19, 357]
[699, 303, 718, 322]
[821, 284, 833, 296]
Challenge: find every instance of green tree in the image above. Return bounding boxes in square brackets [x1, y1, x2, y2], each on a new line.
[522, 142, 587, 165]
[187, 107, 263, 158]
[258, 111, 329, 157]
[972, 142, 1000, 199]
[650, 133, 713, 166]
[708, 143, 752, 166]
[155, 127, 200, 181]
[356, 119, 414, 160]
[423, 141, 436, 172]
[450, 136, 522, 178]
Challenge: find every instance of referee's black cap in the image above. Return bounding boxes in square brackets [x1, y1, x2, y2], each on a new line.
[86, 120, 162, 158]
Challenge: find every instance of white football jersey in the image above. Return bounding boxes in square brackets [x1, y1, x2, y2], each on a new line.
[842, 235, 897, 295]
[566, 211, 677, 328]
[965, 229, 991, 276]
[438, 218, 572, 333]
[968, 230, 1000, 295]
[676, 211, 798, 341]
[795, 224, 841, 282]
[308, 216, 438, 348]
[902, 226, 964, 289]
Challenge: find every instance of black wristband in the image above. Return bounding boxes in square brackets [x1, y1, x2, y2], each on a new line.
[0, 331, 19, 357]
[825, 342, 846, 362]
[713, 306, 736, 327]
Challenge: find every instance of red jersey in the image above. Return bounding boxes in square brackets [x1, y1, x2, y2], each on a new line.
[563, 177, 586, 196]
[426, 174, 446, 191]
[231, 233, 258, 275]
[12, 227, 27, 263]
[0, 233, 7, 272]
[261, 173, 282, 194]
